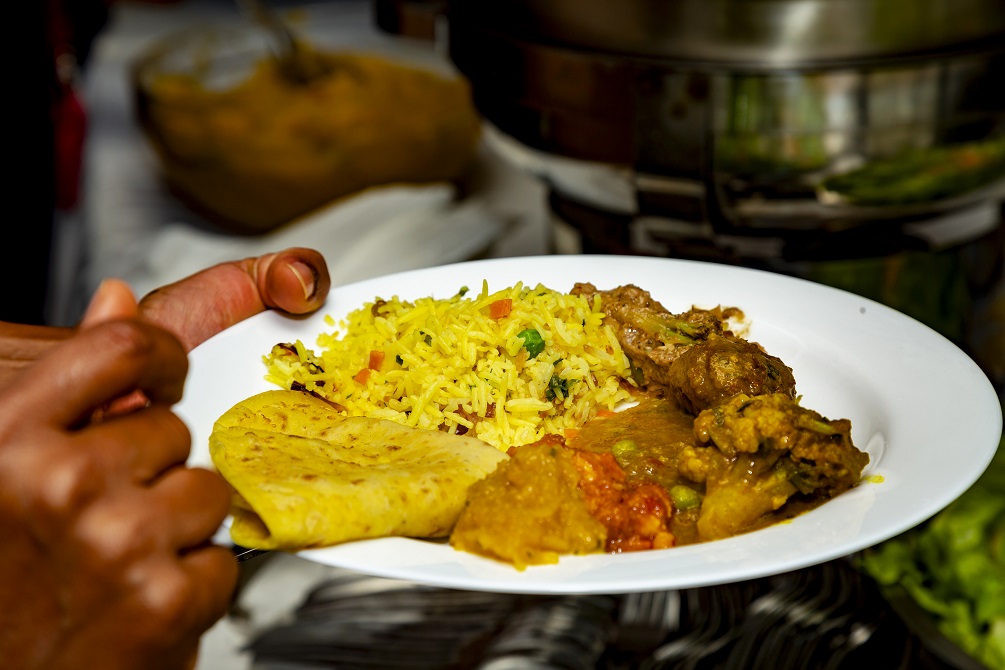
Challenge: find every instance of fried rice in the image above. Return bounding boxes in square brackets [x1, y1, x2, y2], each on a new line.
[263, 280, 638, 450]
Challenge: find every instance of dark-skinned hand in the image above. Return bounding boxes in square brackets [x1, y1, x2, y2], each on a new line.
[0, 248, 330, 669]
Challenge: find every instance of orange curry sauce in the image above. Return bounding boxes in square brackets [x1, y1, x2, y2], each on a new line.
[567, 397, 702, 551]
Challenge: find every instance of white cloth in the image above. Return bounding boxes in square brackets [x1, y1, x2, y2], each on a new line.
[134, 182, 505, 298]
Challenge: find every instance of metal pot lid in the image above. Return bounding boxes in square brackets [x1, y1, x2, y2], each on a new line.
[448, 0, 1005, 67]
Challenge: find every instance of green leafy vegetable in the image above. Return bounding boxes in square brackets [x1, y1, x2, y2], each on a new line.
[821, 136, 1005, 206]
[545, 375, 570, 402]
[860, 433, 1005, 669]
[518, 329, 546, 358]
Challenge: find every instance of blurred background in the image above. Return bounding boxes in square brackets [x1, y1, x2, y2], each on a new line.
[25, 0, 1005, 668]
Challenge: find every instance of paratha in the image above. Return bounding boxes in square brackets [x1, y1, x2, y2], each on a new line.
[209, 390, 508, 551]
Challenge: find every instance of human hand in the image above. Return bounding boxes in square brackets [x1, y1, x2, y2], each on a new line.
[0, 247, 331, 388]
[136, 246, 330, 351]
[0, 319, 237, 669]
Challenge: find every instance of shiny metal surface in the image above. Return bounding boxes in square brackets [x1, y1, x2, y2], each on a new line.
[447, 0, 1005, 207]
[247, 559, 974, 670]
[449, 0, 1005, 67]
[449, 19, 1005, 192]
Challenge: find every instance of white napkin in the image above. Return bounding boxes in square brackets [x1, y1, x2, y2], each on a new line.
[133, 183, 504, 298]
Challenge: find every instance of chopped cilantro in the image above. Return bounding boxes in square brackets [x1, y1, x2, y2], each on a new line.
[518, 328, 546, 358]
[545, 375, 570, 401]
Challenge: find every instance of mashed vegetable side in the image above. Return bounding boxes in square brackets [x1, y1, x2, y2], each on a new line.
[264, 281, 638, 450]
[450, 437, 606, 570]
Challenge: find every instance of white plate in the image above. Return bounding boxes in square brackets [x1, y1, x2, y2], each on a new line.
[179, 255, 1002, 595]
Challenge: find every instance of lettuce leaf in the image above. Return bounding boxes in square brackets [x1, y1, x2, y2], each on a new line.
[861, 433, 1005, 670]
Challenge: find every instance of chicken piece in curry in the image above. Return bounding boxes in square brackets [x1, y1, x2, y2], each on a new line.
[684, 392, 868, 541]
[451, 283, 869, 569]
[571, 282, 797, 414]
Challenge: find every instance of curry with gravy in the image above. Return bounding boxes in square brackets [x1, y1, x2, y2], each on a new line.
[449, 283, 869, 568]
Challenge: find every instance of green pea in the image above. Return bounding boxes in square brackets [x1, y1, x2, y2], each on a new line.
[670, 485, 702, 510]
[611, 439, 637, 459]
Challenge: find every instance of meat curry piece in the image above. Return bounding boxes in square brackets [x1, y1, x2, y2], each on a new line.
[666, 334, 797, 415]
[573, 394, 868, 546]
[571, 282, 796, 414]
[681, 393, 869, 541]
[572, 283, 728, 373]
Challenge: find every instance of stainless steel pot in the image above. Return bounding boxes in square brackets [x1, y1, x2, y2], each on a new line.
[439, 0, 1005, 385]
[447, 0, 1005, 221]
[448, 0, 1005, 67]
[374, 0, 1005, 384]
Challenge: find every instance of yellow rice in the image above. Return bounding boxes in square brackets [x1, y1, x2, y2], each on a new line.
[263, 280, 638, 450]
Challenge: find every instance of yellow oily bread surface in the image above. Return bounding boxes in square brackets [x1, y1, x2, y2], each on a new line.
[209, 390, 508, 551]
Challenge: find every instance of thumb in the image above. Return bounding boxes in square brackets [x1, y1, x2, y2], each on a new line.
[78, 279, 147, 421]
[139, 247, 331, 352]
[80, 279, 139, 328]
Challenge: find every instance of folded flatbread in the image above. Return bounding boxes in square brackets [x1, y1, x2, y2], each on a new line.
[209, 390, 508, 551]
